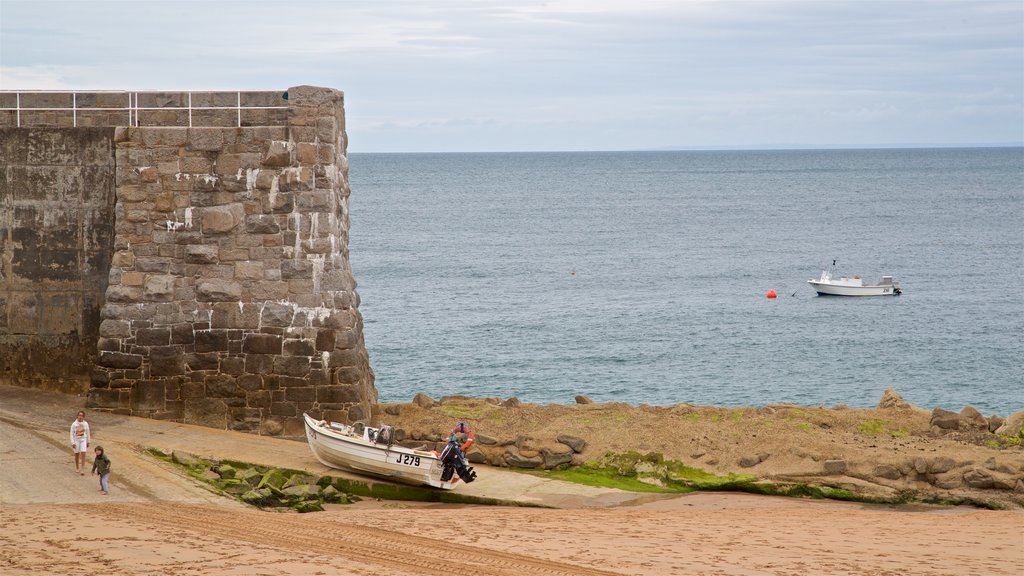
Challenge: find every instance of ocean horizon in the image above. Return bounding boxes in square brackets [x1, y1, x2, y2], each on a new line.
[348, 147, 1023, 415]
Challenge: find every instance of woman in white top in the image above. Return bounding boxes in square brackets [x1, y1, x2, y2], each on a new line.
[69, 410, 91, 475]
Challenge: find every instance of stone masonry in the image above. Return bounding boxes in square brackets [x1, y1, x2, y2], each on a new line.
[0, 86, 376, 436]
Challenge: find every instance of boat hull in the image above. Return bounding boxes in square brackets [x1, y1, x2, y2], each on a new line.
[807, 280, 899, 296]
[303, 413, 453, 489]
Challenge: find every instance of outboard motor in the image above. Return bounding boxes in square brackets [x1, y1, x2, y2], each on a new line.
[375, 424, 395, 446]
[439, 439, 476, 484]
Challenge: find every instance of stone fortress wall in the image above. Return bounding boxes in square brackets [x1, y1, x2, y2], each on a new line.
[0, 86, 376, 436]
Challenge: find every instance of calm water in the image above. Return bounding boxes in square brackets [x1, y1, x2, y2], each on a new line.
[348, 148, 1023, 415]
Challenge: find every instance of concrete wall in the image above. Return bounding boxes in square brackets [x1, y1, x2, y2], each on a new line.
[0, 87, 376, 436]
[0, 128, 116, 392]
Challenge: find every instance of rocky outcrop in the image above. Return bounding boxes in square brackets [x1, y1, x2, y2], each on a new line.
[877, 388, 912, 410]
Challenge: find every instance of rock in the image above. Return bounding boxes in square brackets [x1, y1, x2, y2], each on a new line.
[984, 457, 997, 470]
[282, 474, 318, 489]
[872, 464, 902, 480]
[541, 448, 575, 469]
[912, 458, 929, 474]
[823, 460, 848, 475]
[216, 464, 238, 479]
[412, 393, 435, 407]
[502, 397, 521, 408]
[574, 395, 592, 404]
[241, 488, 273, 505]
[475, 433, 498, 445]
[930, 408, 961, 431]
[958, 406, 988, 430]
[171, 452, 200, 467]
[257, 469, 290, 490]
[556, 435, 587, 454]
[994, 411, 1024, 437]
[237, 468, 262, 486]
[987, 415, 1004, 433]
[505, 448, 543, 469]
[738, 455, 762, 468]
[465, 447, 487, 464]
[293, 500, 324, 513]
[878, 388, 911, 409]
[962, 468, 995, 489]
[927, 457, 957, 474]
[322, 485, 343, 503]
[384, 404, 401, 416]
[281, 484, 322, 500]
[930, 471, 962, 489]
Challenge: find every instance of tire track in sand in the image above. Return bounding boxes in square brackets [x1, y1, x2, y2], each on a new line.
[81, 503, 624, 576]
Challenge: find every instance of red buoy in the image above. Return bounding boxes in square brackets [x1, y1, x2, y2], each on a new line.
[766, 290, 777, 299]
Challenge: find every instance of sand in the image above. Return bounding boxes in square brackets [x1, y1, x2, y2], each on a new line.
[1, 386, 1022, 575]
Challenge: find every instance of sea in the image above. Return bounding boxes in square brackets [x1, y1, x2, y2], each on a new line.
[347, 148, 1023, 415]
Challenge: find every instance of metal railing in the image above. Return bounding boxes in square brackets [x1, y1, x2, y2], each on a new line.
[0, 90, 289, 128]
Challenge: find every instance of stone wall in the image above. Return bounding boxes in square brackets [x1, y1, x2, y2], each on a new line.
[0, 86, 376, 436]
[0, 128, 116, 392]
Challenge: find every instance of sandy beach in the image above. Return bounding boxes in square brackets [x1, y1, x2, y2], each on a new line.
[1, 386, 1021, 575]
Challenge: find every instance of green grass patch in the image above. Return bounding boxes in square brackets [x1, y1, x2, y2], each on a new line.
[797, 422, 813, 432]
[533, 451, 756, 495]
[858, 419, 886, 435]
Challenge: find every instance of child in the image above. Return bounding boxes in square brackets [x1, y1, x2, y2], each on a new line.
[91, 446, 111, 495]
[70, 410, 91, 475]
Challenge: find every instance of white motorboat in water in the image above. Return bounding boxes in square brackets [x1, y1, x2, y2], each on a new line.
[303, 413, 476, 489]
[807, 262, 902, 296]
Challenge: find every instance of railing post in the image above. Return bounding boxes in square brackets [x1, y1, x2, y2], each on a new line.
[73, 92, 77, 127]
[16, 92, 21, 127]
[237, 91, 241, 127]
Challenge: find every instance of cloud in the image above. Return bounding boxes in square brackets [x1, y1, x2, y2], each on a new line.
[1, 0, 1020, 150]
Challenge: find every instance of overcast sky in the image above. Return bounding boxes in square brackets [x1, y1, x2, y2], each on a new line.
[1, 0, 1021, 152]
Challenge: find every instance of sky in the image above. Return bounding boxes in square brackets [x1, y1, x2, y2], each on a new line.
[1, 0, 1022, 153]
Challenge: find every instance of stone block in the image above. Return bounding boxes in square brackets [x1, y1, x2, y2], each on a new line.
[170, 323, 195, 345]
[187, 128, 225, 152]
[281, 259, 313, 279]
[282, 385, 316, 403]
[186, 353, 219, 372]
[274, 355, 310, 377]
[210, 302, 259, 329]
[245, 353, 275, 374]
[195, 329, 229, 352]
[98, 319, 132, 338]
[262, 140, 292, 167]
[87, 387, 123, 409]
[221, 356, 245, 375]
[98, 351, 143, 369]
[243, 334, 282, 355]
[270, 402, 297, 417]
[136, 327, 170, 347]
[105, 285, 143, 303]
[144, 275, 175, 301]
[196, 279, 242, 302]
[317, 385, 361, 404]
[201, 204, 244, 233]
[131, 380, 167, 411]
[283, 338, 316, 356]
[149, 346, 185, 376]
[184, 398, 228, 428]
[206, 374, 240, 397]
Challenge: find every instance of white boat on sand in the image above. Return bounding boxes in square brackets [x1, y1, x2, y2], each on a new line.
[303, 413, 476, 489]
[808, 262, 902, 297]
